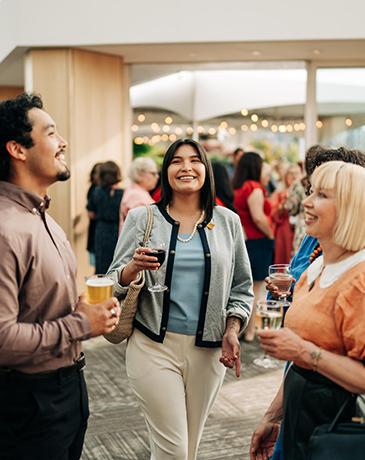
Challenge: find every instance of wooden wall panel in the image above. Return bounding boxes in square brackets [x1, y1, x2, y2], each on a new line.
[25, 49, 72, 238]
[0, 86, 23, 100]
[25, 48, 128, 288]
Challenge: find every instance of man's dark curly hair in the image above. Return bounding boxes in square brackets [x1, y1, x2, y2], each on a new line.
[305, 145, 365, 177]
[303, 145, 365, 194]
[0, 93, 43, 181]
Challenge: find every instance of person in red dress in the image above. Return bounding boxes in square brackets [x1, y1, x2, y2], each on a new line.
[233, 152, 274, 341]
[271, 164, 302, 264]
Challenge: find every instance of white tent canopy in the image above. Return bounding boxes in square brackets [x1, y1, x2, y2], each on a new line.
[130, 68, 365, 122]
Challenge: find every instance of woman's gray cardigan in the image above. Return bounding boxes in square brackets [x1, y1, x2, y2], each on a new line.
[108, 203, 254, 348]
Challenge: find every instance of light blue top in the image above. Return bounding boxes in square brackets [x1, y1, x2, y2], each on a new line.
[167, 232, 205, 335]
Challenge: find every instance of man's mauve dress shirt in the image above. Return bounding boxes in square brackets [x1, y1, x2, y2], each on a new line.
[0, 181, 91, 373]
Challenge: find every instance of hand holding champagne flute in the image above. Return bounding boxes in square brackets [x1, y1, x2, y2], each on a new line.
[253, 300, 283, 368]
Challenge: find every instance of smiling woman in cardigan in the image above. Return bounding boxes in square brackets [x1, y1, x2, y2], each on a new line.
[108, 138, 254, 460]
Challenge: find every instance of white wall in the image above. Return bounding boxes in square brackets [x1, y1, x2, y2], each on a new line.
[2, 0, 365, 63]
[0, 0, 17, 63]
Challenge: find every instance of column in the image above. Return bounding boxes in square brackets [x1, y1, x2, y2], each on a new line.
[304, 61, 318, 150]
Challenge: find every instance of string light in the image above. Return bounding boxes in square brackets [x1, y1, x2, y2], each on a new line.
[251, 114, 259, 122]
[240, 109, 248, 116]
[169, 134, 177, 141]
[345, 118, 353, 127]
[134, 137, 144, 145]
[209, 127, 217, 135]
[250, 124, 258, 132]
[219, 121, 228, 129]
[131, 124, 139, 132]
[261, 119, 269, 128]
[279, 125, 287, 133]
[165, 116, 173, 125]
[151, 123, 160, 133]
[137, 114, 145, 123]
[197, 126, 205, 134]
[175, 127, 183, 135]
[316, 120, 323, 128]
[162, 125, 170, 133]
[152, 135, 161, 144]
[241, 124, 248, 132]
[161, 134, 169, 141]
[271, 124, 278, 133]
[228, 127, 236, 135]
[186, 127, 194, 135]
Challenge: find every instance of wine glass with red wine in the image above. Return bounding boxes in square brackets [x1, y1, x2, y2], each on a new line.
[148, 242, 168, 292]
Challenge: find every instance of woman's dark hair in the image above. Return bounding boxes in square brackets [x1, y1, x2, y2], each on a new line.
[99, 161, 122, 188]
[232, 151, 263, 189]
[211, 161, 236, 213]
[158, 138, 215, 223]
[89, 162, 103, 185]
[303, 145, 365, 193]
[0, 93, 43, 181]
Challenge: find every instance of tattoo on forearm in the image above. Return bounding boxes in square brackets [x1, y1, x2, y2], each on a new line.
[227, 317, 242, 333]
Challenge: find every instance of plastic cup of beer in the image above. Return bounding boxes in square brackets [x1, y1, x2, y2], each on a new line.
[85, 274, 114, 305]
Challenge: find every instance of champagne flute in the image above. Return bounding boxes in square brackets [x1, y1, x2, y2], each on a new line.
[269, 263, 292, 320]
[253, 300, 282, 368]
[148, 242, 168, 292]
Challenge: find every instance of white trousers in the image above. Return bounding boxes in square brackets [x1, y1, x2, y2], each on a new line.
[126, 329, 226, 460]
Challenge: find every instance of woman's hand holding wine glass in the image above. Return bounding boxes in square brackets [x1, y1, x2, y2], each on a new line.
[147, 242, 168, 292]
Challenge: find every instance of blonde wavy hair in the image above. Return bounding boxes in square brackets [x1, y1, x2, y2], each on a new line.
[310, 161, 365, 251]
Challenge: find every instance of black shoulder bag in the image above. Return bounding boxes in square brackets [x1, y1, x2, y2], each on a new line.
[308, 394, 365, 459]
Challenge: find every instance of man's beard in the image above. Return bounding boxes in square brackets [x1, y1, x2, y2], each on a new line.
[57, 166, 71, 181]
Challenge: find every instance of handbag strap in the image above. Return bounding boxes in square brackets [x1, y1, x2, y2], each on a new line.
[328, 394, 357, 432]
[142, 205, 154, 246]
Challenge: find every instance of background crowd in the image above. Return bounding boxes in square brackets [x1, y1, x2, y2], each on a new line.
[86, 146, 307, 276]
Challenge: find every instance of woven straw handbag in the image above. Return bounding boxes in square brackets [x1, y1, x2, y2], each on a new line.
[103, 205, 154, 344]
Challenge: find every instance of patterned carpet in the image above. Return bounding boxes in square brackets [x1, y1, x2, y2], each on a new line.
[82, 337, 283, 460]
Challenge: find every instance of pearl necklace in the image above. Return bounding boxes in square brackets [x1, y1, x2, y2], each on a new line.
[166, 205, 205, 243]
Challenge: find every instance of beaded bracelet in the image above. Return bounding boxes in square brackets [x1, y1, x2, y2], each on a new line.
[309, 245, 322, 263]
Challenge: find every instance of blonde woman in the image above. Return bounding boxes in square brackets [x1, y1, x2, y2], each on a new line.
[250, 161, 365, 460]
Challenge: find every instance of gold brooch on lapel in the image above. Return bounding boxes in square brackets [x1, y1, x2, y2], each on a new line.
[207, 222, 215, 230]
